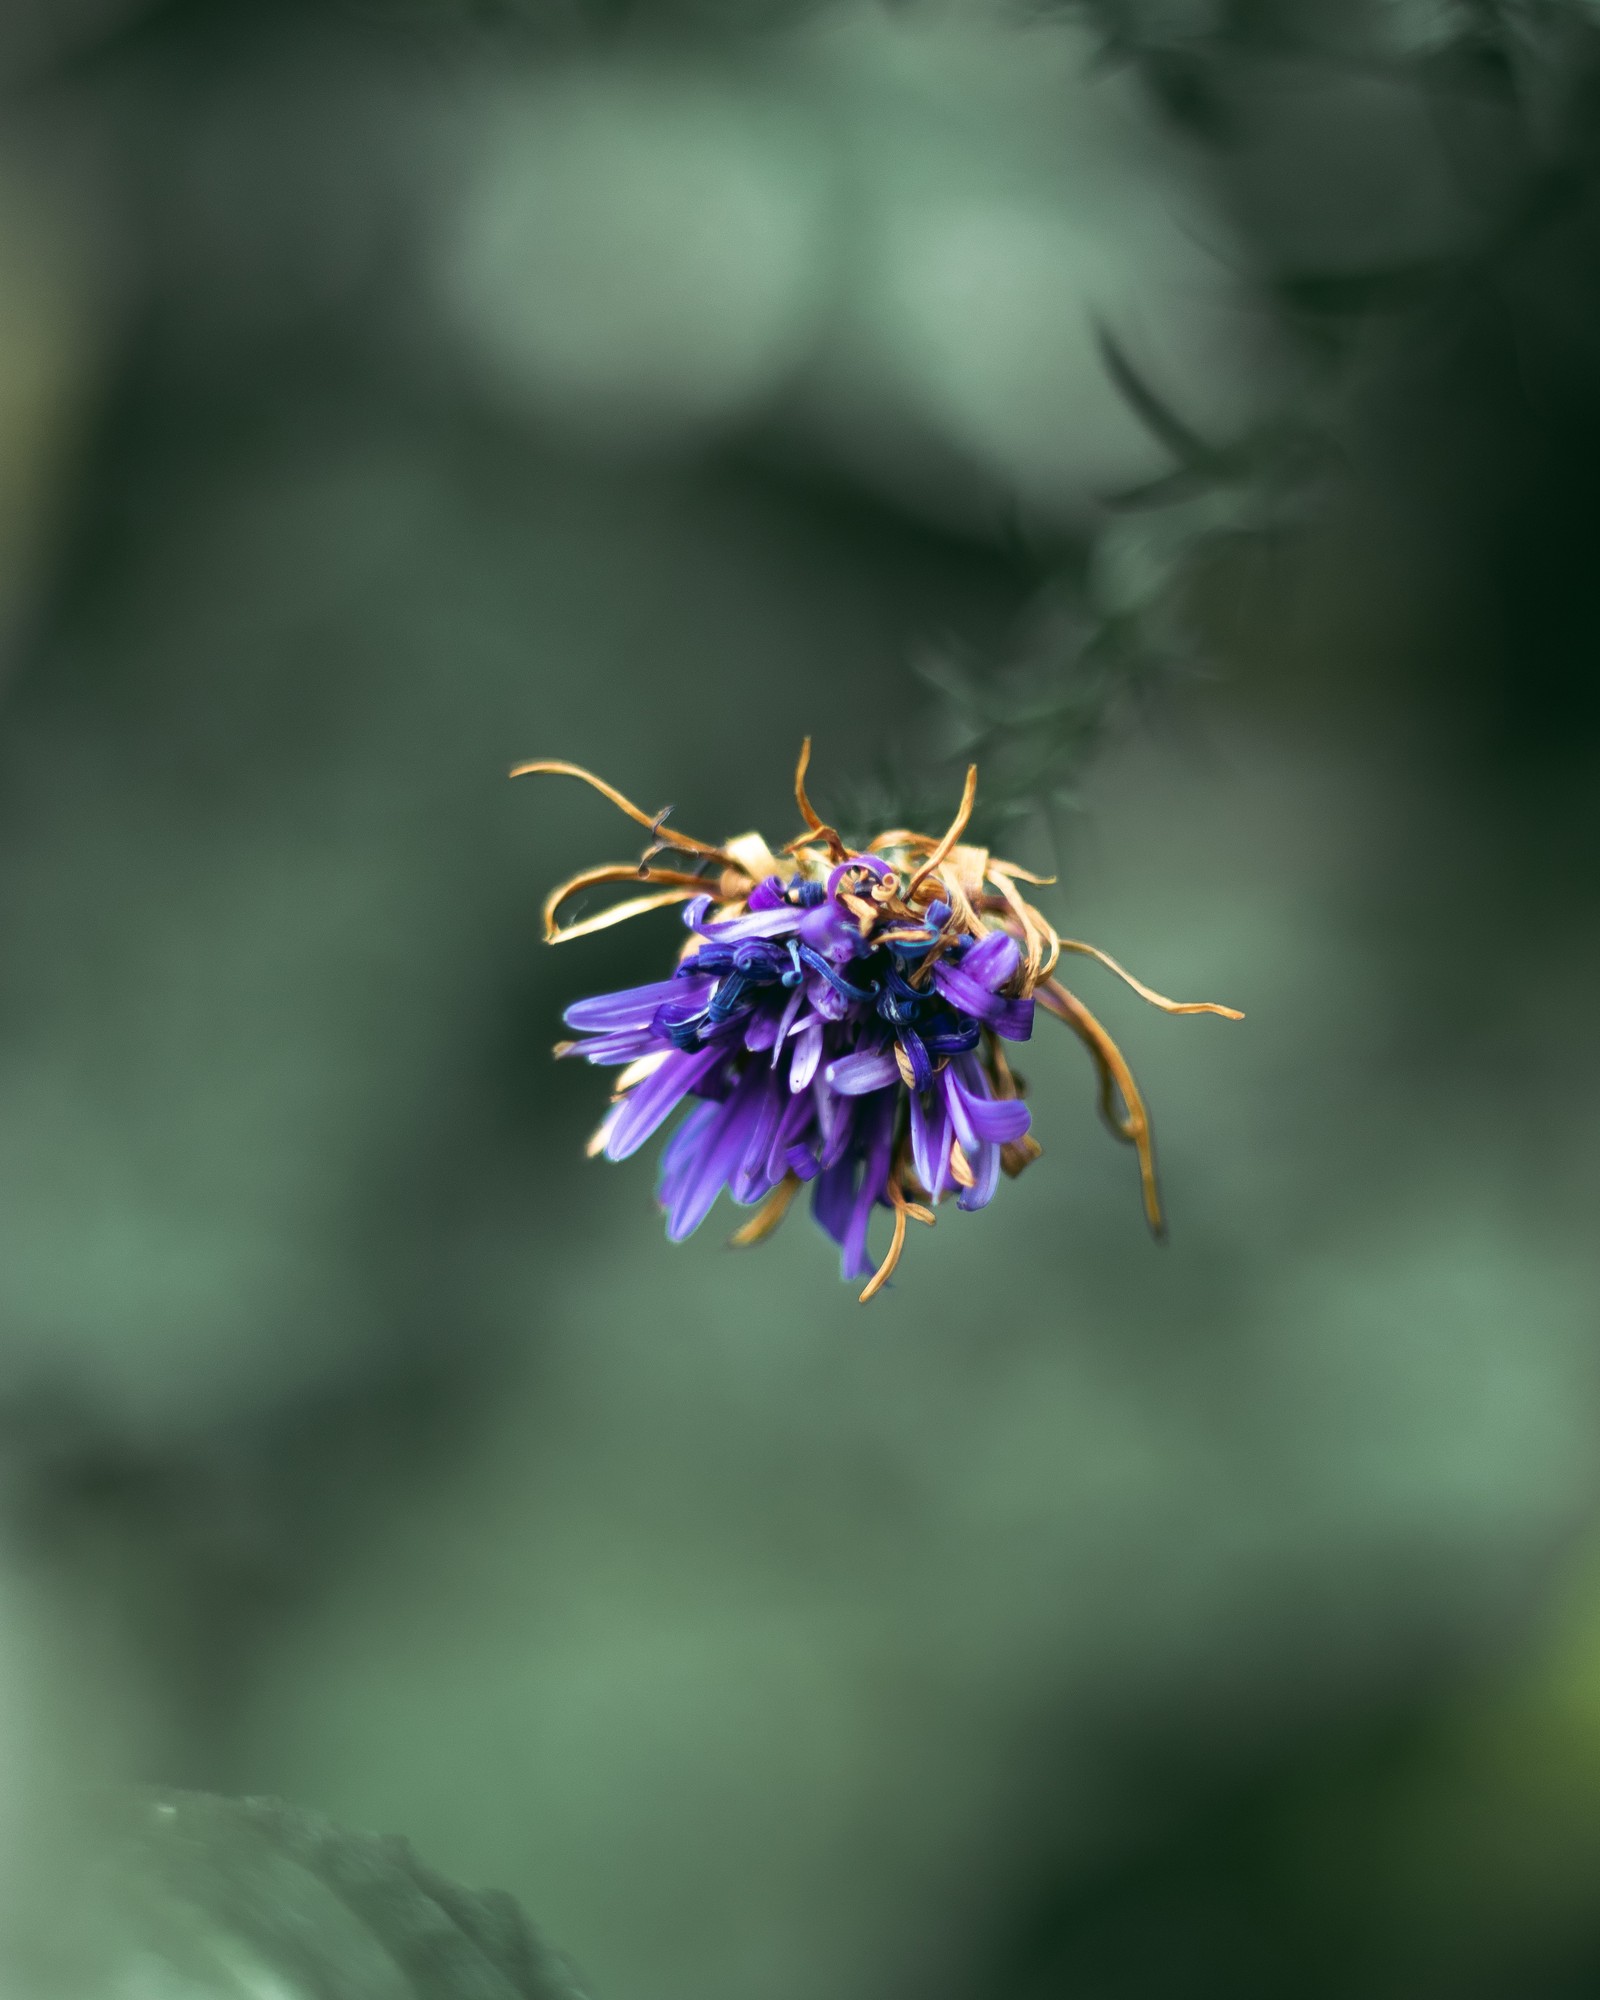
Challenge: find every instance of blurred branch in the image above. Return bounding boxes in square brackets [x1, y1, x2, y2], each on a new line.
[878, 0, 1600, 843]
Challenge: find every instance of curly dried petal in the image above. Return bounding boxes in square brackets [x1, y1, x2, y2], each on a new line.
[1039, 978, 1164, 1237]
[906, 765, 978, 899]
[542, 863, 709, 943]
[792, 738, 849, 863]
[729, 1174, 802, 1247]
[986, 869, 1049, 992]
[511, 758, 736, 864]
[1055, 939, 1244, 1019]
[988, 858, 1057, 887]
[859, 1176, 922, 1303]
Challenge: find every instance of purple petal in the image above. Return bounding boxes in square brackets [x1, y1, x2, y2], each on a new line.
[565, 1028, 665, 1065]
[789, 1018, 824, 1092]
[931, 961, 1013, 1024]
[992, 997, 1034, 1042]
[797, 904, 865, 962]
[826, 1049, 899, 1096]
[664, 1087, 758, 1240]
[605, 1046, 721, 1160]
[810, 1156, 856, 1248]
[694, 905, 803, 941]
[565, 975, 714, 1034]
[804, 972, 851, 1022]
[764, 1089, 815, 1185]
[961, 932, 1021, 991]
[957, 1139, 1002, 1212]
[744, 1009, 781, 1052]
[825, 854, 893, 899]
[957, 1089, 1031, 1145]
[658, 1098, 720, 1208]
[770, 981, 805, 1067]
[731, 1077, 786, 1203]
[814, 1081, 857, 1169]
[898, 1026, 933, 1092]
[842, 1094, 895, 1280]
[747, 876, 788, 911]
[909, 1089, 952, 1200]
[650, 992, 714, 1039]
[941, 1054, 1031, 1152]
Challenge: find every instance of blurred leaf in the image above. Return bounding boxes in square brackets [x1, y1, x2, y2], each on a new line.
[20, 1790, 588, 2000]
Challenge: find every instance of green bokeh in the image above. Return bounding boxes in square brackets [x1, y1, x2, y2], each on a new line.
[4, 5, 1600, 1998]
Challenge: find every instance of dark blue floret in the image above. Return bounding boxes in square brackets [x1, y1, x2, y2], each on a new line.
[920, 1018, 982, 1056]
[707, 974, 751, 1022]
[797, 945, 878, 1003]
[898, 1025, 934, 1092]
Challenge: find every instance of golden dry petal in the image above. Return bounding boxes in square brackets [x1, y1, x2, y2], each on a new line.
[988, 871, 1046, 989]
[858, 1183, 911, 1304]
[1056, 939, 1244, 1019]
[546, 886, 703, 944]
[1039, 978, 1165, 1237]
[907, 766, 979, 898]
[988, 858, 1057, 886]
[724, 831, 789, 883]
[729, 1174, 801, 1248]
[542, 861, 710, 943]
[793, 736, 823, 831]
[790, 738, 848, 862]
[987, 1039, 1022, 1101]
[948, 843, 990, 901]
[613, 1049, 672, 1094]
[510, 758, 734, 863]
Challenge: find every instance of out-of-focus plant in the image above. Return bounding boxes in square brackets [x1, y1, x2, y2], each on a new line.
[862, 0, 1600, 840]
[10, 1792, 587, 2000]
[844, 328, 1329, 848]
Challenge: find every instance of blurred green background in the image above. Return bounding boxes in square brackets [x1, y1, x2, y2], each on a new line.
[4, 2, 1600, 1996]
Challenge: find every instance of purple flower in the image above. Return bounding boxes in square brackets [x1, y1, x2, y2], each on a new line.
[517, 743, 1243, 1300]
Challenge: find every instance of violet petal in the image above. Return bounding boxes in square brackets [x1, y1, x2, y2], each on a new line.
[931, 961, 1013, 1024]
[826, 1049, 899, 1096]
[811, 1155, 856, 1248]
[957, 1138, 1002, 1212]
[665, 1085, 761, 1239]
[841, 1093, 895, 1280]
[909, 1089, 951, 1200]
[565, 1028, 665, 1065]
[565, 975, 714, 1034]
[605, 1045, 721, 1160]
[961, 932, 1021, 991]
[789, 1018, 824, 1092]
[744, 1010, 781, 1052]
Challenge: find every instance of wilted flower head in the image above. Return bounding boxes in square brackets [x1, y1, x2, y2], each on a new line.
[514, 743, 1240, 1302]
